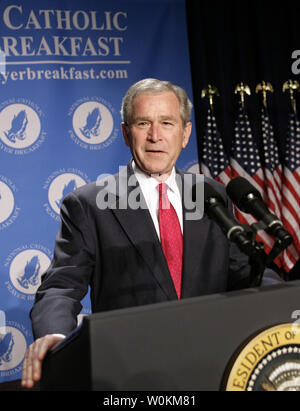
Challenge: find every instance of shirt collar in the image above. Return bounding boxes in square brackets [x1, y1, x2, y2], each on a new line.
[132, 160, 178, 193]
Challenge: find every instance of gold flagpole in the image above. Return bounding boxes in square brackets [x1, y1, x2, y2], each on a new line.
[201, 84, 219, 108]
[255, 81, 274, 107]
[283, 79, 300, 112]
[234, 82, 251, 107]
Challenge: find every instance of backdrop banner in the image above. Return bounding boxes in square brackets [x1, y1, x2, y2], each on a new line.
[0, 0, 198, 383]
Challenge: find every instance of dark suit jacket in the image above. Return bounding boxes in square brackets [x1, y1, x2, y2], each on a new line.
[31, 162, 280, 338]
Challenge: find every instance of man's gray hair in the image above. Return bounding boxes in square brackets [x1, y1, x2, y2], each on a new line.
[121, 78, 193, 126]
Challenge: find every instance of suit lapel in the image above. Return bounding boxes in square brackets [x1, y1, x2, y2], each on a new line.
[175, 170, 209, 298]
[108, 163, 178, 300]
[181, 213, 211, 298]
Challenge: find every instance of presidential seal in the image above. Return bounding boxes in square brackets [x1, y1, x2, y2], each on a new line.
[223, 323, 300, 391]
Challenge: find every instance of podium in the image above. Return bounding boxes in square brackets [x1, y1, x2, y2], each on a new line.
[41, 280, 300, 391]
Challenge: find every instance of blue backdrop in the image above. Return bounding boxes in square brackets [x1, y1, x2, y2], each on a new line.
[0, 0, 198, 383]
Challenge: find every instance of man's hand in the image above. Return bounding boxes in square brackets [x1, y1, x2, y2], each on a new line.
[21, 334, 64, 388]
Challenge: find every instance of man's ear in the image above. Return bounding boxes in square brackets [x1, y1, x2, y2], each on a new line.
[182, 121, 192, 148]
[122, 123, 130, 147]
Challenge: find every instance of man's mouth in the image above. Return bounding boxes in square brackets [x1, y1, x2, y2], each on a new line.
[146, 149, 165, 153]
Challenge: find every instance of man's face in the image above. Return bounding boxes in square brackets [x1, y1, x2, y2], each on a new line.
[122, 91, 192, 178]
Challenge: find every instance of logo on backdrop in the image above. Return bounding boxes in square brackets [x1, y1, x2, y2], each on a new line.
[68, 96, 119, 150]
[0, 98, 46, 155]
[0, 321, 29, 378]
[4, 244, 52, 301]
[0, 175, 20, 231]
[43, 168, 90, 221]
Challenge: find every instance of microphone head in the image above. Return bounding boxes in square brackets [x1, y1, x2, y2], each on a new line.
[226, 177, 262, 212]
[203, 182, 225, 212]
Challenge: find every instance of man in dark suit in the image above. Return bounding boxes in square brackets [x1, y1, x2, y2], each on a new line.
[21, 78, 280, 388]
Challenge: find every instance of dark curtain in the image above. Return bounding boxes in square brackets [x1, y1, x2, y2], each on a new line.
[186, 0, 300, 279]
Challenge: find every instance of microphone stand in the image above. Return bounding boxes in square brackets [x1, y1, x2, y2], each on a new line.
[245, 220, 293, 287]
[248, 242, 267, 287]
[240, 224, 267, 287]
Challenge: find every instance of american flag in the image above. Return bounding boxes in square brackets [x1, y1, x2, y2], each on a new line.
[200, 106, 232, 185]
[230, 101, 265, 190]
[260, 105, 282, 219]
[229, 101, 281, 264]
[280, 106, 300, 272]
[259, 105, 284, 268]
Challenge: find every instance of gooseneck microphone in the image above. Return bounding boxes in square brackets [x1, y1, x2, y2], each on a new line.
[226, 176, 293, 247]
[193, 182, 254, 256]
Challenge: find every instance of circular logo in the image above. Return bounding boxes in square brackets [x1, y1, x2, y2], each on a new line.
[223, 323, 300, 391]
[0, 175, 20, 231]
[73, 101, 113, 144]
[48, 172, 87, 215]
[4, 244, 52, 300]
[8, 249, 51, 295]
[0, 99, 46, 154]
[0, 181, 14, 223]
[0, 325, 27, 372]
[68, 97, 119, 150]
[0, 104, 40, 148]
[43, 169, 90, 221]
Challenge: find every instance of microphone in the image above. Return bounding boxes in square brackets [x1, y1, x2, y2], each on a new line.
[226, 176, 293, 247]
[194, 182, 254, 255]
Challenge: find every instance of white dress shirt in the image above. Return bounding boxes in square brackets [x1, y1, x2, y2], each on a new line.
[132, 161, 183, 240]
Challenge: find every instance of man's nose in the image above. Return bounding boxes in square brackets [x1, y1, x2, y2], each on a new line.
[147, 123, 160, 142]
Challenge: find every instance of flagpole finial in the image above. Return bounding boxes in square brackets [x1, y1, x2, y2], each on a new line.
[234, 82, 251, 107]
[255, 81, 274, 107]
[201, 84, 219, 108]
[283, 79, 300, 111]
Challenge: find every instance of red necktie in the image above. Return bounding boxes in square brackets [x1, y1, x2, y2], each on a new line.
[158, 182, 183, 299]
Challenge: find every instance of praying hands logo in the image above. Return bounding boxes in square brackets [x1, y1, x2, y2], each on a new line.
[4, 110, 28, 143]
[55, 179, 77, 210]
[0, 332, 14, 366]
[80, 107, 102, 139]
[17, 255, 41, 290]
[0, 101, 44, 154]
[70, 99, 115, 148]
